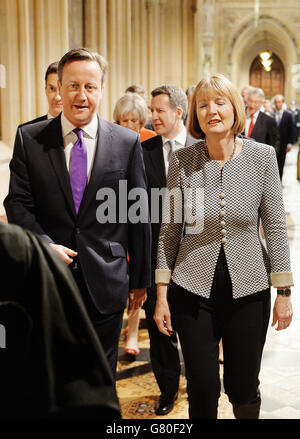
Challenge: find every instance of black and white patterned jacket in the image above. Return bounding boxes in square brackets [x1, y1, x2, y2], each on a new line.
[155, 138, 293, 299]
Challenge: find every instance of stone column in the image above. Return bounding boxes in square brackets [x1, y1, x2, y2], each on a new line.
[201, 0, 214, 77]
[0, 0, 69, 148]
[193, 0, 203, 82]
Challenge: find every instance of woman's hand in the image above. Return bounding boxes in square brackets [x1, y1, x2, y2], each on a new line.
[154, 284, 173, 336]
[272, 294, 293, 331]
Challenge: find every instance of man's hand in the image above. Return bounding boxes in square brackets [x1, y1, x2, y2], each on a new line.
[49, 243, 77, 265]
[127, 288, 147, 317]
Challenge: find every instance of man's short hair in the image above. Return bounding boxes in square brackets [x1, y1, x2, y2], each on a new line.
[125, 85, 148, 102]
[186, 85, 196, 96]
[248, 87, 265, 100]
[151, 84, 188, 121]
[188, 73, 246, 139]
[58, 48, 108, 85]
[113, 93, 148, 126]
[45, 62, 59, 82]
[273, 94, 285, 102]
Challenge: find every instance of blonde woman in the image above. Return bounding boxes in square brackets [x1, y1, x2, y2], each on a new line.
[114, 93, 156, 143]
[154, 74, 293, 418]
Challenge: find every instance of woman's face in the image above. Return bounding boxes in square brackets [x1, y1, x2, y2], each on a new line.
[119, 112, 143, 133]
[196, 92, 235, 137]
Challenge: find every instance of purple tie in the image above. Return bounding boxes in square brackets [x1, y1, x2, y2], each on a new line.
[70, 128, 87, 213]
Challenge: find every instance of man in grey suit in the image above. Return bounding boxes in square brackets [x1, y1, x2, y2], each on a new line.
[142, 84, 197, 415]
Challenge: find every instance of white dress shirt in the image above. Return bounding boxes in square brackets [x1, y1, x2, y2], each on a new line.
[61, 113, 98, 181]
[245, 110, 259, 136]
[275, 109, 283, 126]
[162, 126, 187, 174]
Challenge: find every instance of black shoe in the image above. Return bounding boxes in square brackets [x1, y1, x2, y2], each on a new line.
[155, 393, 178, 416]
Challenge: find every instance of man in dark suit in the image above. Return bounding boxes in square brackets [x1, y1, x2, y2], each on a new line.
[289, 101, 300, 144]
[245, 87, 280, 153]
[4, 48, 151, 377]
[273, 94, 294, 179]
[21, 62, 62, 126]
[142, 84, 197, 416]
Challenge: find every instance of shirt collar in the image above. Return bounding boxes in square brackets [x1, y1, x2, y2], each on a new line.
[61, 112, 98, 139]
[247, 110, 260, 120]
[162, 126, 187, 147]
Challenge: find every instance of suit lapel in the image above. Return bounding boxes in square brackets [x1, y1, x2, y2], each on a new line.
[148, 136, 166, 187]
[46, 116, 77, 218]
[251, 111, 262, 138]
[77, 116, 112, 217]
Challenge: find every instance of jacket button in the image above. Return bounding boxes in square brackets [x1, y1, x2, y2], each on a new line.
[221, 229, 226, 235]
[75, 227, 80, 234]
[220, 200, 226, 207]
[221, 237, 227, 244]
[219, 210, 225, 218]
[220, 192, 225, 199]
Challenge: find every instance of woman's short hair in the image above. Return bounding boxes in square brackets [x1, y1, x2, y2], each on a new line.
[113, 93, 148, 126]
[188, 73, 246, 139]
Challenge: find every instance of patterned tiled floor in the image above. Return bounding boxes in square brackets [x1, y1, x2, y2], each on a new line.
[116, 144, 300, 420]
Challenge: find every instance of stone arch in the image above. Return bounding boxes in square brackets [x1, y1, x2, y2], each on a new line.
[228, 16, 299, 104]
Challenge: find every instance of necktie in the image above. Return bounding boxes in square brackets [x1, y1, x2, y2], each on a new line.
[248, 115, 254, 137]
[167, 139, 176, 163]
[277, 111, 281, 126]
[70, 128, 87, 213]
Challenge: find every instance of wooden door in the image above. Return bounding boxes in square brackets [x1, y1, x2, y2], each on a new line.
[249, 53, 284, 99]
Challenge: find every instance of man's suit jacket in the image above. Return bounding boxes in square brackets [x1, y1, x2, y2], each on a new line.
[248, 111, 280, 152]
[142, 133, 197, 287]
[274, 110, 294, 151]
[4, 114, 151, 314]
[0, 223, 120, 418]
[290, 107, 300, 143]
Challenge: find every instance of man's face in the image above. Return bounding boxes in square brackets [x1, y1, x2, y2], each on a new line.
[274, 97, 284, 111]
[247, 94, 263, 116]
[150, 94, 182, 138]
[58, 60, 103, 127]
[45, 73, 63, 117]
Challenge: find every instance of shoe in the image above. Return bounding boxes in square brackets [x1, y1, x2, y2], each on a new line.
[124, 347, 140, 362]
[155, 392, 178, 416]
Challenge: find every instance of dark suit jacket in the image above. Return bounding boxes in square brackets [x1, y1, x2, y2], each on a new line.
[19, 114, 48, 127]
[142, 133, 197, 289]
[4, 114, 151, 314]
[0, 222, 120, 419]
[275, 110, 294, 152]
[248, 111, 280, 152]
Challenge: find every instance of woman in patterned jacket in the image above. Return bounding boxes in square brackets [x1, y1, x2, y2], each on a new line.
[154, 74, 293, 419]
